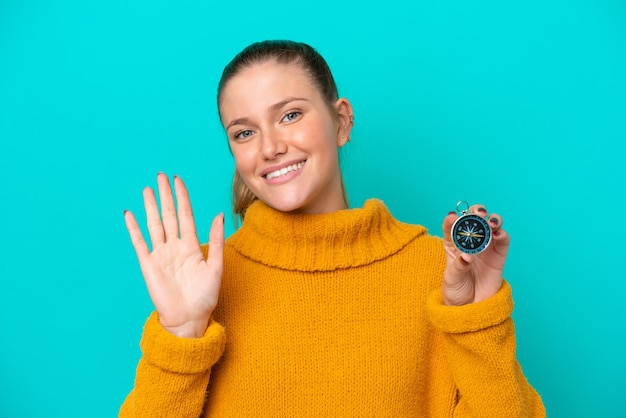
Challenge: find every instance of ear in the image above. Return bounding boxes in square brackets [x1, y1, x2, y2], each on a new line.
[334, 98, 354, 147]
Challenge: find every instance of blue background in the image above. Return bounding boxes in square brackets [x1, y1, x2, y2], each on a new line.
[1, 0, 624, 416]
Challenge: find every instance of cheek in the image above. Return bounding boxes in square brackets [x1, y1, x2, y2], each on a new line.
[232, 147, 256, 175]
[292, 117, 337, 150]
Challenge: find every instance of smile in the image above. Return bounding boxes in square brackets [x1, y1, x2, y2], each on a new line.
[264, 160, 306, 180]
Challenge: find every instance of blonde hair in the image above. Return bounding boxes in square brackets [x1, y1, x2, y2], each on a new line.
[232, 169, 258, 224]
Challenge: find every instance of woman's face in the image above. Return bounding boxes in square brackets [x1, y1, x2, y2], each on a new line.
[219, 61, 352, 215]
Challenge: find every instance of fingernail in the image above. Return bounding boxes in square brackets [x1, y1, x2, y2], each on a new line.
[494, 230, 500, 236]
[123, 209, 128, 215]
[174, 174, 179, 179]
[448, 211, 456, 216]
[477, 207, 487, 213]
[489, 218, 499, 225]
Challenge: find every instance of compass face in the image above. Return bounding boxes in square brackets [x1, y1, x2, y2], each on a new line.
[452, 214, 492, 254]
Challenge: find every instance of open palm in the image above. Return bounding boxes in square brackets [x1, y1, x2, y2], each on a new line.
[124, 173, 224, 338]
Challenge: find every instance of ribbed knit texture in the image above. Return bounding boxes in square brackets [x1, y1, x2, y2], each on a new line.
[120, 199, 545, 417]
[226, 199, 423, 271]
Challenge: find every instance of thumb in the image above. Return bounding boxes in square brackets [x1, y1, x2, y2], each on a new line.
[207, 213, 225, 267]
[443, 253, 473, 285]
[442, 254, 475, 305]
[456, 253, 472, 270]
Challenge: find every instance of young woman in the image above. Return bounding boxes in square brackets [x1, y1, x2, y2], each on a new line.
[120, 40, 545, 416]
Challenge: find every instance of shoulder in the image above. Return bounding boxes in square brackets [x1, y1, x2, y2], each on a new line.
[375, 201, 446, 269]
[370, 199, 444, 249]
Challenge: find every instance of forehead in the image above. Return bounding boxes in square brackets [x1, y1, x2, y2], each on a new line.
[219, 61, 321, 118]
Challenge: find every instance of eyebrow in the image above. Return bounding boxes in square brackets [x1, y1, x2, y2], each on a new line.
[225, 97, 309, 130]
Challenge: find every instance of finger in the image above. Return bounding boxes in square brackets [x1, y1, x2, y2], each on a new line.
[207, 213, 225, 271]
[174, 175, 198, 242]
[157, 173, 179, 241]
[442, 211, 458, 243]
[143, 186, 165, 247]
[487, 213, 503, 232]
[470, 204, 488, 218]
[490, 227, 511, 257]
[124, 209, 151, 263]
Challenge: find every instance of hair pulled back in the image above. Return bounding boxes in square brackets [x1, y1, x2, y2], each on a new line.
[217, 40, 345, 223]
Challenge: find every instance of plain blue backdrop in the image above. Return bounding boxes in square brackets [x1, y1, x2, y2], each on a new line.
[1, 0, 624, 416]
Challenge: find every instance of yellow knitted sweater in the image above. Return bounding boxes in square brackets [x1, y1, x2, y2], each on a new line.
[120, 199, 545, 417]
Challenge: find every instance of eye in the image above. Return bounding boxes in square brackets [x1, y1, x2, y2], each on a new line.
[281, 111, 302, 123]
[234, 129, 254, 140]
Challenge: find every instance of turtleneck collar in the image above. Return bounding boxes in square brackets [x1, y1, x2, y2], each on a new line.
[226, 199, 426, 272]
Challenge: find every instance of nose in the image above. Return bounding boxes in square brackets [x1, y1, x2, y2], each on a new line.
[260, 129, 287, 160]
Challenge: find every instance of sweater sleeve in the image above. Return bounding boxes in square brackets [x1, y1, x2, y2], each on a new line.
[426, 281, 546, 417]
[119, 311, 226, 418]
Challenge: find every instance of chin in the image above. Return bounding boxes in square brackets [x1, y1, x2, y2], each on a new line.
[267, 198, 309, 214]
[260, 191, 315, 214]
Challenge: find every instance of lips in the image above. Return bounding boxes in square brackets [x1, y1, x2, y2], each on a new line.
[262, 160, 307, 180]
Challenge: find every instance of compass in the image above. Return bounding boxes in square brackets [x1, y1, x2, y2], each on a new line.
[451, 201, 492, 254]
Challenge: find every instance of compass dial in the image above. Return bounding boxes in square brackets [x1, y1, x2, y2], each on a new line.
[451, 214, 492, 254]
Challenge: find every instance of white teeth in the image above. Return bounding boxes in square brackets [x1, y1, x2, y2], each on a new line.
[265, 161, 306, 180]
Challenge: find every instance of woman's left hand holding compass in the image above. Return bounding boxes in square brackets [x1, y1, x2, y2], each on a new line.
[441, 204, 510, 306]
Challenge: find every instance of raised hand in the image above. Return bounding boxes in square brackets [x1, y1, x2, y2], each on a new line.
[124, 173, 224, 338]
[441, 204, 510, 306]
